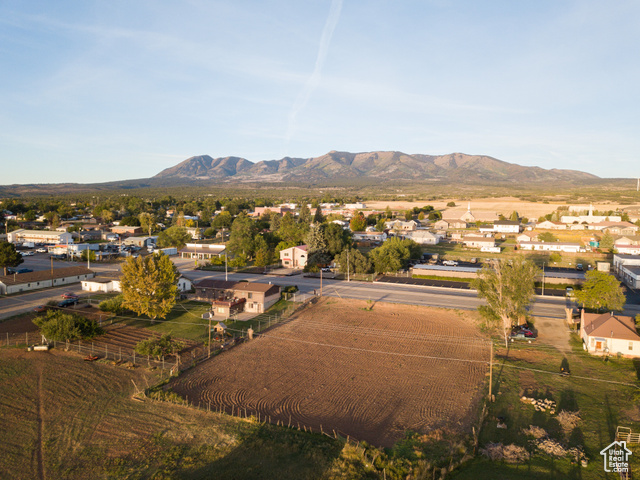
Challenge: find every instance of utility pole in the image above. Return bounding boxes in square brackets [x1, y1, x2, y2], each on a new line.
[347, 248, 350, 282]
[541, 263, 545, 296]
[208, 310, 212, 358]
[320, 267, 323, 297]
[488, 342, 493, 401]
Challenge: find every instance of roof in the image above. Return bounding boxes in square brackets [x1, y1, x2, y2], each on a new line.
[519, 241, 581, 247]
[10, 229, 69, 236]
[180, 245, 226, 254]
[195, 279, 281, 295]
[0, 266, 95, 286]
[494, 220, 520, 225]
[583, 313, 640, 342]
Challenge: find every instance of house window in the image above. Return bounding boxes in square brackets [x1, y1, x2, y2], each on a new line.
[629, 342, 634, 351]
[248, 293, 253, 299]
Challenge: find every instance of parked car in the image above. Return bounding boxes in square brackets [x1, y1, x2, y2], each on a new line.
[576, 264, 584, 271]
[36, 248, 47, 253]
[7, 267, 33, 274]
[61, 292, 79, 299]
[20, 251, 34, 256]
[442, 260, 458, 266]
[33, 305, 49, 313]
[510, 331, 536, 341]
[565, 287, 575, 298]
[58, 298, 78, 308]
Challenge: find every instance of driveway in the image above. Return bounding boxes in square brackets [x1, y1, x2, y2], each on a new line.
[534, 312, 572, 352]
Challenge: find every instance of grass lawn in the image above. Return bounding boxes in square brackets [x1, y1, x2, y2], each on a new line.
[450, 334, 640, 479]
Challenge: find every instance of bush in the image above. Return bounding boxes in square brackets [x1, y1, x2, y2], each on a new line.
[135, 334, 185, 360]
[99, 294, 126, 315]
[33, 310, 103, 342]
[282, 285, 299, 294]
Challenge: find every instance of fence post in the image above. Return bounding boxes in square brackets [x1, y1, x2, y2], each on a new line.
[133, 350, 136, 365]
[119, 347, 122, 362]
[25, 332, 28, 345]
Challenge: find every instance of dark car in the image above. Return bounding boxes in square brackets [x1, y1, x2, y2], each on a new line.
[33, 305, 49, 313]
[7, 268, 33, 274]
[58, 298, 78, 308]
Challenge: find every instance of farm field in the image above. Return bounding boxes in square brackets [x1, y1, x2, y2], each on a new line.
[0, 347, 375, 480]
[171, 298, 490, 447]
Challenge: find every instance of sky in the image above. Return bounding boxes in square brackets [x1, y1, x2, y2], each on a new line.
[1, 0, 639, 185]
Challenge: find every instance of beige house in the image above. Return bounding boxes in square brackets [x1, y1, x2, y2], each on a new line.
[279, 245, 308, 269]
[462, 234, 496, 249]
[536, 220, 567, 230]
[581, 311, 640, 358]
[179, 243, 226, 261]
[194, 279, 281, 315]
[406, 230, 441, 245]
[7, 229, 73, 245]
[435, 219, 468, 230]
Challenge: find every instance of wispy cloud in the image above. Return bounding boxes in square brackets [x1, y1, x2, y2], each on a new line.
[285, 0, 343, 145]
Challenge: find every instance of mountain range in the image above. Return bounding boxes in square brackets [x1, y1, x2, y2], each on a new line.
[154, 151, 599, 184]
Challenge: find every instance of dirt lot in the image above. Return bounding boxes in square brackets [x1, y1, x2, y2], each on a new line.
[171, 298, 490, 447]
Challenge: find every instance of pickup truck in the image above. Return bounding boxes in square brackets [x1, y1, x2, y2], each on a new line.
[442, 260, 459, 266]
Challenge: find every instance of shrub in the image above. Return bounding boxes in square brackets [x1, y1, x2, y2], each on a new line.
[99, 294, 126, 315]
[135, 334, 185, 360]
[33, 310, 103, 342]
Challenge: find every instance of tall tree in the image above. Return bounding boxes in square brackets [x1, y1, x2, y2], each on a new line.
[227, 213, 258, 258]
[299, 202, 311, 224]
[349, 212, 367, 232]
[599, 231, 614, 251]
[157, 226, 191, 249]
[313, 206, 324, 224]
[139, 212, 157, 236]
[472, 258, 539, 347]
[0, 242, 24, 276]
[575, 271, 625, 312]
[404, 209, 413, 221]
[369, 238, 421, 274]
[323, 223, 352, 256]
[120, 253, 179, 322]
[335, 247, 372, 275]
[385, 205, 393, 219]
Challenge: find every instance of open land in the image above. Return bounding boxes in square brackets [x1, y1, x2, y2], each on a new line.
[170, 298, 490, 447]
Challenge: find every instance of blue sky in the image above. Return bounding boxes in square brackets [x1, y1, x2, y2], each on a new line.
[1, 0, 639, 184]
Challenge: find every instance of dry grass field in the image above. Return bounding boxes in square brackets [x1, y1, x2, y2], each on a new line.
[171, 299, 490, 447]
[366, 197, 640, 219]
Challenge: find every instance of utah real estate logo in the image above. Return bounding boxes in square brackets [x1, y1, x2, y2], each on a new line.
[600, 440, 632, 473]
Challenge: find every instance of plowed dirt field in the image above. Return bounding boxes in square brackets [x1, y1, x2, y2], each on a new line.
[171, 298, 490, 447]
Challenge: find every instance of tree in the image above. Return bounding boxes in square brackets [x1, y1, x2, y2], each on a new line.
[323, 223, 352, 256]
[299, 202, 311, 224]
[277, 213, 305, 245]
[349, 212, 367, 232]
[509, 211, 519, 222]
[369, 238, 421, 274]
[446, 201, 456, 207]
[428, 211, 442, 221]
[404, 209, 413, 221]
[472, 258, 539, 347]
[227, 213, 258, 258]
[80, 250, 96, 262]
[139, 212, 157, 236]
[549, 252, 562, 264]
[135, 333, 184, 360]
[120, 253, 179, 322]
[212, 211, 233, 230]
[253, 234, 273, 268]
[335, 247, 372, 275]
[33, 310, 103, 342]
[313, 207, 324, 224]
[0, 242, 24, 276]
[575, 271, 625, 312]
[157, 226, 191, 249]
[375, 218, 387, 232]
[538, 232, 557, 242]
[599, 231, 614, 251]
[385, 206, 393, 219]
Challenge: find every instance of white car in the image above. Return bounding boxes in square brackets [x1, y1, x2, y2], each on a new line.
[36, 248, 47, 253]
[442, 260, 458, 266]
[20, 251, 34, 256]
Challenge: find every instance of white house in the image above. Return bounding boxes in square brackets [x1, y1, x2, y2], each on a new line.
[406, 230, 441, 245]
[279, 245, 308, 269]
[581, 311, 640, 358]
[177, 275, 193, 292]
[615, 244, 640, 255]
[179, 243, 226, 261]
[462, 234, 496, 249]
[613, 254, 640, 288]
[352, 231, 387, 243]
[518, 241, 581, 253]
[493, 220, 521, 234]
[81, 278, 121, 293]
[0, 266, 95, 295]
[536, 220, 566, 230]
[7, 229, 73, 245]
[385, 220, 418, 231]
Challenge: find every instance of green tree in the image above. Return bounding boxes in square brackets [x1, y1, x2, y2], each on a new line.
[323, 223, 352, 256]
[335, 247, 372, 275]
[157, 226, 191, 249]
[369, 237, 421, 274]
[509, 211, 519, 222]
[428, 211, 442, 221]
[385, 205, 393, 219]
[548, 252, 562, 264]
[575, 271, 625, 312]
[212, 211, 233, 230]
[446, 201, 456, 207]
[0, 242, 24, 276]
[349, 212, 367, 232]
[313, 207, 324, 224]
[299, 202, 311, 224]
[375, 218, 387, 232]
[139, 212, 157, 236]
[99, 294, 126, 315]
[227, 213, 258, 258]
[33, 310, 103, 342]
[80, 250, 96, 262]
[277, 213, 306, 244]
[120, 253, 179, 322]
[135, 333, 184, 360]
[472, 258, 539, 347]
[599, 231, 614, 251]
[538, 232, 557, 242]
[253, 234, 273, 267]
[404, 209, 413, 221]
